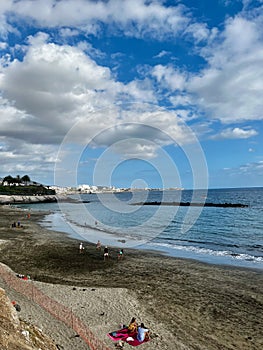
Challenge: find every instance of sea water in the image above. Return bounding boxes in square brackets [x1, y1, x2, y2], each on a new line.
[19, 187, 263, 270]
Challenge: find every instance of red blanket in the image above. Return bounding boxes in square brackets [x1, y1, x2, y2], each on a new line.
[107, 327, 150, 346]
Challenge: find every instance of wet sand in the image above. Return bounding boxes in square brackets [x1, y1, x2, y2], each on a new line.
[0, 205, 262, 350]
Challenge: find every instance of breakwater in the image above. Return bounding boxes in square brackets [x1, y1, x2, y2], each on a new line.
[132, 201, 248, 208]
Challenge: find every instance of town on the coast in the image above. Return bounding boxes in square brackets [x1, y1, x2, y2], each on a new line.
[0, 174, 183, 195]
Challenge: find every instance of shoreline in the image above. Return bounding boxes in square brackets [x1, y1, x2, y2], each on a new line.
[0, 205, 263, 349]
[39, 207, 263, 270]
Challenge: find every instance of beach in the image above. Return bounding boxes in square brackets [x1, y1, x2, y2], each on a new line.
[0, 205, 262, 350]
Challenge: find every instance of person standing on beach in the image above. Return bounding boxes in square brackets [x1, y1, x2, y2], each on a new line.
[79, 242, 84, 254]
[96, 240, 101, 250]
[104, 246, 109, 260]
[118, 248, 124, 260]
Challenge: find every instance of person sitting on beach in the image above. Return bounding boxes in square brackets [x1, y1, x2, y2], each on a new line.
[96, 240, 101, 250]
[127, 317, 138, 334]
[104, 246, 109, 260]
[137, 323, 150, 342]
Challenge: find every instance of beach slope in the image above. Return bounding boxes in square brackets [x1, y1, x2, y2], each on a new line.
[0, 205, 262, 350]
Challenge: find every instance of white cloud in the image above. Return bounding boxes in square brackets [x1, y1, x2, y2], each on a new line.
[184, 22, 211, 43]
[151, 64, 187, 91]
[77, 41, 106, 60]
[112, 139, 159, 159]
[0, 38, 121, 140]
[123, 79, 156, 102]
[154, 50, 171, 59]
[59, 27, 80, 38]
[0, 135, 58, 177]
[211, 127, 258, 139]
[237, 160, 263, 174]
[0, 0, 261, 186]
[2, 0, 189, 40]
[0, 42, 7, 49]
[187, 12, 263, 123]
[0, 33, 198, 171]
[220, 160, 263, 188]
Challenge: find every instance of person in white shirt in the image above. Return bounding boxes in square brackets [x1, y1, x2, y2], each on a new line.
[137, 323, 149, 342]
[79, 242, 84, 253]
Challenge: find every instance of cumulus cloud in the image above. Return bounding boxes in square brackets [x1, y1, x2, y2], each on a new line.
[0, 32, 196, 172]
[187, 12, 263, 123]
[1, 0, 189, 40]
[0, 0, 262, 185]
[211, 127, 258, 139]
[151, 64, 187, 91]
[0, 135, 58, 177]
[111, 6, 258, 130]
[0, 37, 122, 142]
[184, 22, 211, 43]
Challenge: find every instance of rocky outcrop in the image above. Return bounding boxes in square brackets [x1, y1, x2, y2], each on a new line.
[0, 194, 81, 205]
[0, 287, 57, 350]
[0, 195, 58, 205]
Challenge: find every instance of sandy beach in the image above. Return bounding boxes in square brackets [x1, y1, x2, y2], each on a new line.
[0, 205, 262, 350]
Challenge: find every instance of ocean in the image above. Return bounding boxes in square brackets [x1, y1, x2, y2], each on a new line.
[18, 187, 263, 270]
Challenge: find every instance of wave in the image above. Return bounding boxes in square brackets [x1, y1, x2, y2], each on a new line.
[149, 242, 263, 264]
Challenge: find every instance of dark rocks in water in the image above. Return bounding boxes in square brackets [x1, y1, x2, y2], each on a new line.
[132, 201, 248, 208]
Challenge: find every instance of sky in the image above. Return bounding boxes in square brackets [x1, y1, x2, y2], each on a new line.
[0, 0, 262, 190]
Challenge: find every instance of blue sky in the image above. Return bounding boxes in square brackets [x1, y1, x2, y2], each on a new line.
[0, 0, 262, 189]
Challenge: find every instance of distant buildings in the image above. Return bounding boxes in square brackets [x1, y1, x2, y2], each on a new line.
[50, 184, 128, 194]
[77, 184, 123, 193]
[77, 184, 98, 193]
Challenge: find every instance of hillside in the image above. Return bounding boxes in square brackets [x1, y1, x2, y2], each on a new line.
[0, 287, 58, 350]
[0, 185, 55, 196]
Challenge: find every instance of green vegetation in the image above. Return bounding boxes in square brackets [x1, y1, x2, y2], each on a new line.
[2, 174, 31, 185]
[0, 174, 55, 195]
[0, 185, 55, 195]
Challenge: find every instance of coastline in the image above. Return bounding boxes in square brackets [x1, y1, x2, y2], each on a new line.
[0, 205, 262, 350]
[40, 207, 263, 270]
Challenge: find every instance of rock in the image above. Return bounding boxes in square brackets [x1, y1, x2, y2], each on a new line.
[0, 195, 58, 205]
[0, 287, 58, 350]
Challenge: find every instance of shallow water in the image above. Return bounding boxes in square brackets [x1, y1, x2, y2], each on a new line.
[19, 187, 263, 269]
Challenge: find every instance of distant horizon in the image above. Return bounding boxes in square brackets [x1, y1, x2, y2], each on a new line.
[1, 174, 262, 192]
[51, 184, 263, 191]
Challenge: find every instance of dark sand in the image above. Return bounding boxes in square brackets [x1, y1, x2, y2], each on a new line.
[0, 205, 262, 350]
